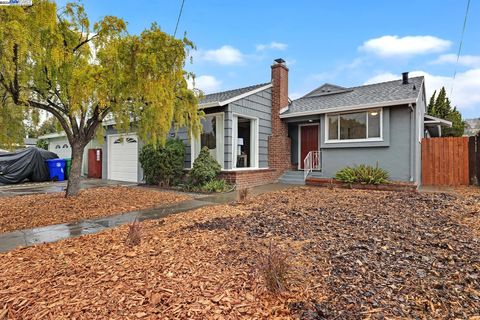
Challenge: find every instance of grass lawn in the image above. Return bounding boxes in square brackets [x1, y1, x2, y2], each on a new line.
[0, 187, 479, 319]
[0, 186, 190, 233]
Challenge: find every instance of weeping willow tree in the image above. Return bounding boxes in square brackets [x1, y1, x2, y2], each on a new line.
[0, 1, 202, 196]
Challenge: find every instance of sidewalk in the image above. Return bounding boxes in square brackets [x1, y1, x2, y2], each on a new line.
[0, 183, 294, 252]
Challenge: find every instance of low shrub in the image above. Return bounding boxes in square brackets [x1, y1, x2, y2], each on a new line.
[335, 163, 389, 185]
[189, 146, 221, 186]
[202, 179, 230, 193]
[125, 220, 141, 247]
[139, 138, 185, 186]
[260, 242, 289, 294]
[237, 188, 249, 202]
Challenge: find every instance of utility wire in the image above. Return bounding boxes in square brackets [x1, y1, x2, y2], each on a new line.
[450, 0, 471, 98]
[173, 0, 186, 38]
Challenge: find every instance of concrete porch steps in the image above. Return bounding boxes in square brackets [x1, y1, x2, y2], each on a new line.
[278, 170, 323, 185]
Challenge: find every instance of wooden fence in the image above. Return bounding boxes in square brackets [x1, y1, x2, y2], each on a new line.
[421, 137, 470, 186]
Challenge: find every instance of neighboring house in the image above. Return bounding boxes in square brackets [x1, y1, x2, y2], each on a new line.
[39, 59, 451, 187]
[24, 137, 38, 148]
[37, 132, 104, 178]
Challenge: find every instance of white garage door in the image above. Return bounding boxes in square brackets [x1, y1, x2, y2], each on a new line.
[108, 134, 139, 182]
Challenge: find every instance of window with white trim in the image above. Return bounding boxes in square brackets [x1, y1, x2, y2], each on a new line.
[232, 115, 258, 168]
[326, 109, 382, 142]
[192, 113, 224, 168]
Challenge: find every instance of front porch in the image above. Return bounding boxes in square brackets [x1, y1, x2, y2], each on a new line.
[282, 118, 323, 184]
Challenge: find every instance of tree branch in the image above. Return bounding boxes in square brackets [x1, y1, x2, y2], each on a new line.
[73, 33, 98, 53]
[28, 99, 74, 142]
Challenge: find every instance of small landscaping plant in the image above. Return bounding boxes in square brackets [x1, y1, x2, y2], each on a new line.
[189, 147, 221, 185]
[139, 138, 185, 186]
[237, 188, 249, 203]
[185, 146, 233, 192]
[335, 163, 389, 185]
[202, 179, 230, 193]
[125, 220, 142, 247]
[260, 242, 289, 294]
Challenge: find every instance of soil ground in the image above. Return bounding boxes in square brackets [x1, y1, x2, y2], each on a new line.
[0, 186, 190, 233]
[0, 186, 479, 319]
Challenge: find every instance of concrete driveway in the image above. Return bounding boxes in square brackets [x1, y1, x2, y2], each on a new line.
[0, 178, 137, 197]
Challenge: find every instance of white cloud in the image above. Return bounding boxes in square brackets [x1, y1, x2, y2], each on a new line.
[256, 41, 288, 51]
[359, 35, 451, 58]
[363, 72, 399, 84]
[289, 92, 303, 100]
[188, 75, 222, 93]
[194, 45, 244, 65]
[364, 69, 480, 111]
[431, 53, 480, 67]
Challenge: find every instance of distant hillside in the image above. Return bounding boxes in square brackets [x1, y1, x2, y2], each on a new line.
[465, 118, 480, 136]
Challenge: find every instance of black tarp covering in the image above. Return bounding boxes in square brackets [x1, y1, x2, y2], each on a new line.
[0, 148, 58, 184]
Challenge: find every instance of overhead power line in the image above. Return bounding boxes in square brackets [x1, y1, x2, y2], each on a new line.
[173, 0, 186, 38]
[450, 0, 471, 98]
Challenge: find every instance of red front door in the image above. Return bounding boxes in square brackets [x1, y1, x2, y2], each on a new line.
[300, 125, 319, 169]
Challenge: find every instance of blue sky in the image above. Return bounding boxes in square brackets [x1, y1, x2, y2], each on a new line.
[57, 0, 480, 118]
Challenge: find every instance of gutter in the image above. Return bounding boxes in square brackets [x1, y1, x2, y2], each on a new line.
[409, 103, 415, 183]
[279, 98, 417, 118]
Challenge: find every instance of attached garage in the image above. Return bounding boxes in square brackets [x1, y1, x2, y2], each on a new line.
[107, 133, 139, 182]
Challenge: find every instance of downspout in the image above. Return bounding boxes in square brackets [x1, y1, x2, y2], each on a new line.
[408, 103, 415, 182]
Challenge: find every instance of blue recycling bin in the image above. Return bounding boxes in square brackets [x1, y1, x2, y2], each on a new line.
[46, 159, 66, 181]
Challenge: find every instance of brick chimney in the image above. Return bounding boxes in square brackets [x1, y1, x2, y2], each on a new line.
[268, 58, 291, 174]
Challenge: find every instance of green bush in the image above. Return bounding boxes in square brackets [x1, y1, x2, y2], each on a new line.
[335, 164, 389, 185]
[203, 179, 230, 193]
[189, 146, 221, 185]
[139, 138, 185, 186]
[36, 139, 48, 150]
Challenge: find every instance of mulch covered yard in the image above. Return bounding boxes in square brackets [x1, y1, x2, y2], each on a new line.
[1, 187, 479, 319]
[0, 186, 190, 233]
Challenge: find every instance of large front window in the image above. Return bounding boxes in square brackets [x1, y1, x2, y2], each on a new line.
[233, 115, 258, 168]
[326, 109, 382, 142]
[193, 113, 224, 167]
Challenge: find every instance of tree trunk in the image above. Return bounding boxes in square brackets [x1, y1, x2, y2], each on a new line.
[65, 142, 85, 197]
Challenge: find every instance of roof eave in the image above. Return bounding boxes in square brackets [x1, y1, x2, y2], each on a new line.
[279, 98, 417, 118]
[424, 115, 453, 127]
[198, 83, 272, 109]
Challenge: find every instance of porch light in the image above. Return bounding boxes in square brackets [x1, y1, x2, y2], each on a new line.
[370, 111, 379, 116]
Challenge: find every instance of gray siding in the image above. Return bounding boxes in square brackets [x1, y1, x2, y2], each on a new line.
[175, 88, 272, 170]
[169, 126, 191, 168]
[319, 106, 413, 182]
[288, 105, 418, 183]
[229, 88, 272, 168]
[414, 87, 426, 184]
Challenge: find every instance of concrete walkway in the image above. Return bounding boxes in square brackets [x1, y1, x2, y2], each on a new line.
[0, 183, 295, 252]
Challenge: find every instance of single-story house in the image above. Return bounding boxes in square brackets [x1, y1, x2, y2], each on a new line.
[39, 58, 451, 187]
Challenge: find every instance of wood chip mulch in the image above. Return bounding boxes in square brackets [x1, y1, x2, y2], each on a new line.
[0, 186, 190, 233]
[1, 187, 479, 319]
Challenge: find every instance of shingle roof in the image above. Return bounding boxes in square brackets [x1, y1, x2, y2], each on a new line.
[199, 82, 271, 105]
[282, 76, 424, 117]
